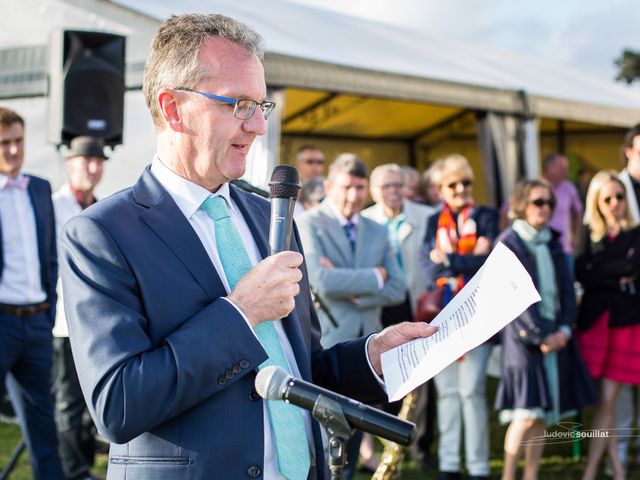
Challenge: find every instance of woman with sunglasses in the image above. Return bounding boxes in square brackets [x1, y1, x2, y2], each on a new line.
[576, 170, 640, 480]
[495, 178, 595, 480]
[422, 154, 498, 480]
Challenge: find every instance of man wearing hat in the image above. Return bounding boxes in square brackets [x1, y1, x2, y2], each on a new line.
[52, 136, 107, 480]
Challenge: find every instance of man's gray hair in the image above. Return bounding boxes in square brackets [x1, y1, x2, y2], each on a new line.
[370, 163, 405, 188]
[400, 165, 419, 183]
[143, 13, 264, 128]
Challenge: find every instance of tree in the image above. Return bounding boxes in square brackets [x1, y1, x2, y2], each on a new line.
[614, 49, 640, 84]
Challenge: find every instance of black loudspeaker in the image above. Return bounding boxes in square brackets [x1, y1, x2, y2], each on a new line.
[48, 30, 125, 146]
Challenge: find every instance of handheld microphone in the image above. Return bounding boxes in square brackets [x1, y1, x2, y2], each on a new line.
[255, 365, 416, 446]
[268, 165, 301, 255]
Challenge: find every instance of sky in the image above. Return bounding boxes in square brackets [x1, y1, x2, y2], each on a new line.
[2, 0, 637, 86]
[287, 0, 639, 85]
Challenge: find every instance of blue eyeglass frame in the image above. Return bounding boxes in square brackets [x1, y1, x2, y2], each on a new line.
[174, 87, 275, 120]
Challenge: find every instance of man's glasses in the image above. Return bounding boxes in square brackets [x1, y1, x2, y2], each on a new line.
[380, 182, 404, 190]
[303, 158, 325, 165]
[174, 87, 276, 120]
[529, 198, 556, 208]
[445, 179, 473, 190]
[603, 193, 625, 204]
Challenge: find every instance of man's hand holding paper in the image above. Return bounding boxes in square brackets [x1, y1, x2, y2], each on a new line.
[382, 242, 542, 401]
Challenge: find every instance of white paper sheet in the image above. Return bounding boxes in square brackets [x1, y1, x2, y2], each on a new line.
[381, 242, 541, 402]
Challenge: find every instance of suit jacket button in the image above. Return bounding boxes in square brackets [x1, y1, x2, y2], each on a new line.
[218, 376, 227, 385]
[225, 370, 234, 379]
[249, 389, 260, 401]
[233, 364, 242, 374]
[247, 465, 261, 477]
[240, 360, 250, 369]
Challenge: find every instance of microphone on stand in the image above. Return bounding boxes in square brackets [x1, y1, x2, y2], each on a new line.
[268, 165, 300, 255]
[311, 287, 339, 328]
[255, 365, 416, 446]
[230, 178, 269, 198]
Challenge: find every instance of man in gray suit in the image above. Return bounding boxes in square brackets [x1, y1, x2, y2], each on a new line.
[297, 154, 406, 347]
[363, 164, 435, 325]
[363, 163, 437, 468]
[297, 153, 405, 478]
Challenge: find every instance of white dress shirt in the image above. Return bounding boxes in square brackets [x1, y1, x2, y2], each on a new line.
[150, 158, 314, 479]
[0, 173, 46, 305]
[52, 183, 83, 337]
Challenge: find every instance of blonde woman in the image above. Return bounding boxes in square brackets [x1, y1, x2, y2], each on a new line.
[422, 154, 498, 480]
[576, 171, 640, 480]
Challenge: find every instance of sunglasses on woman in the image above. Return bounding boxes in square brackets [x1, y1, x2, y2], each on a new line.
[529, 198, 556, 208]
[445, 179, 473, 190]
[602, 193, 625, 204]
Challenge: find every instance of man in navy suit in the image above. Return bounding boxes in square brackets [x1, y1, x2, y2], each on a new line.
[0, 107, 64, 479]
[60, 14, 436, 480]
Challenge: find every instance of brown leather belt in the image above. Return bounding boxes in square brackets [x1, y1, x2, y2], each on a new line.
[0, 302, 50, 318]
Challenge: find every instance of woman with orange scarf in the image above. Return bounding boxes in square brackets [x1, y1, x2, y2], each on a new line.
[422, 154, 499, 480]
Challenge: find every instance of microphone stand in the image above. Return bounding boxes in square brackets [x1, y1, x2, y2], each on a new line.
[312, 395, 353, 480]
[230, 178, 269, 198]
[310, 287, 339, 328]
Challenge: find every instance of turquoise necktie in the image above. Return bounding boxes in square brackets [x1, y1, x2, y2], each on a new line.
[200, 196, 311, 480]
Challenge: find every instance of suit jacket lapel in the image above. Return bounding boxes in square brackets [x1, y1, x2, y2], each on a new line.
[229, 186, 268, 260]
[398, 205, 414, 243]
[319, 201, 353, 266]
[135, 168, 226, 300]
[231, 187, 311, 376]
[398, 221, 413, 244]
[284, 308, 312, 380]
[354, 216, 368, 267]
[27, 178, 47, 279]
[0, 206, 3, 277]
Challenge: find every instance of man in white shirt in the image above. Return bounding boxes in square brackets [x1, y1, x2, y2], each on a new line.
[59, 14, 436, 480]
[52, 136, 107, 480]
[363, 163, 435, 326]
[363, 163, 437, 468]
[0, 107, 64, 479]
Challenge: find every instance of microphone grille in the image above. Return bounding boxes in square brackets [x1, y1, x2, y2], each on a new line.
[255, 365, 290, 401]
[269, 165, 301, 199]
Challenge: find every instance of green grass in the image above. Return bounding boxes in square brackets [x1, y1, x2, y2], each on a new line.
[1, 378, 638, 479]
[352, 377, 640, 479]
[0, 420, 107, 480]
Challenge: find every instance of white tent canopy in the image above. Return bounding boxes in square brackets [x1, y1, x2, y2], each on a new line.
[2, 0, 639, 197]
[116, 0, 640, 125]
[3, 0, 638, 123]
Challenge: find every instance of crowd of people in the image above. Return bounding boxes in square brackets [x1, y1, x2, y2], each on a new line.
[1, 11, 640, 480]
[291, 131, 640, 480]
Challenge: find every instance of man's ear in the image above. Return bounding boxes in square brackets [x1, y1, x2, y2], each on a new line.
[323, 178, 332, 196]
[158, 90, 183, 132]
[370, 186, 380, 204]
